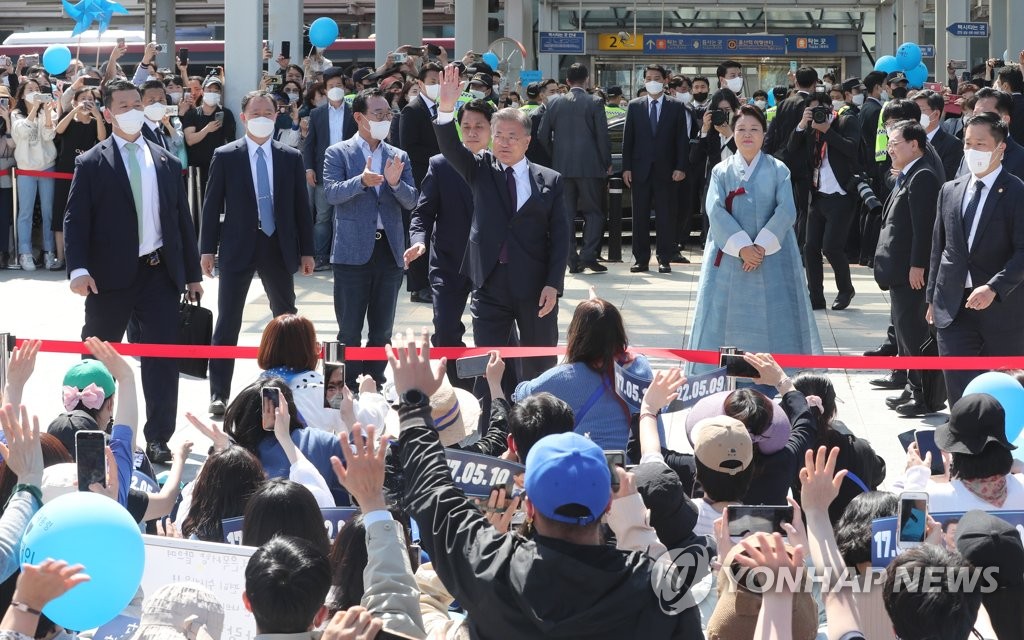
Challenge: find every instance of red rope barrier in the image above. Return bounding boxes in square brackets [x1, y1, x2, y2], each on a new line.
[14, 169, 74, 180]
[14, 338, 1024, 370]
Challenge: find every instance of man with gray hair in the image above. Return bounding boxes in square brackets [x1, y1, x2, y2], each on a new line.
[433, 64, 569, 386]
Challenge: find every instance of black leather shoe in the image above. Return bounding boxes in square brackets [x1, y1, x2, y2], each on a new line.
[146, 441, 173, 464]
[886, 389, 913, 409]
[568, 264, 583, 274]
[630, 263, 649, 273]
[896, 401, 942, 417]
[864, 343, 898, 357]
[658, 262, 672, 273]
[209, 396, 226, 416]
[667, 251, 691, 264]
[810, 298, 827, 311]
[831, 290, 855, 310]
[582, 261, 607, 273]
[870, 371, 908, 389]
[410, 289, 433, 304]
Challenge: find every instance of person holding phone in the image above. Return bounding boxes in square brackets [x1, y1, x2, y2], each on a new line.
[10, 78, 58, 272]
[0, 85, 15, 270]
[181, 76, 236, 213]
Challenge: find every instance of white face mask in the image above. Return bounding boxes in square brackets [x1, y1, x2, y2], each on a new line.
[114, 108, 147, 135]
[202, 92, 221, 106]
[823, 82, 833, 92]
[469, 89, 486, 100]
[680, 91, 693, 104]
[286, 92, 300, 104]
[25, 92, 38, 104]
[510, 102, 520, 108]
[368, 119, 391, 141]
[755, 100, 767, 110]
[726, 76, 743, 93]
[832, 100, 845, 111]
[919, 113, 931, 129]
[423, 84, 440, 100]
[167, 91, 182, 104]
[327, 87, 346, 103]
[964, 148, 994, 175]
[143, 102, 166, 122]
[852, 93, 865, 106]
[645, 80, 664, 95]
[246, 116, 275, 138]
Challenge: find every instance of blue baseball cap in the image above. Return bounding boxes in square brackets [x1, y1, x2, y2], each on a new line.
[524, 432, 611, 525]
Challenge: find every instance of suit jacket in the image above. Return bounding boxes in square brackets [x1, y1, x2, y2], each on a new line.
[763, 91, 809, 159]
[302, 102, 357, 181]
[200, 138, 313, 273]
[322, 135, 417, 268]
[537, 87, 610, 178]
[859, 97, 883, 161]
[64, 136, 201, 291]
[399, 96, 440, 187]
[409, 153, 473, 274]
[927, 168, 1024, 328]
[434, 119, 568, 297]
[1002, 135, 1024, 183]
[929, 128, 963, 182]
[1010, 94, 1024, 143]
[621, 96, 689, 184]
[786, 112, 862, 189]
[689, 131, 736, 184]
[874, 159, 941, 289]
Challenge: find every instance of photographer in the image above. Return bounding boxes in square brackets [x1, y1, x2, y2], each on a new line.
[689, 88, 741, 187]
[787, 91, 861, 311]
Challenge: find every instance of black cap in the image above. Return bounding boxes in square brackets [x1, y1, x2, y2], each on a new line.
[352, 67, 373, 84]
[955, 510, 1024, 588]
[47, 411, 100, 458]
[633, 461, 698, 548]
[467, 61, 494, 76]
[886, 71, 909, 84]
[935, 394, 1017, 455]
[468, 73, 492, 88]
[606, 86, 623, 98]
[525, 82, 542, 99]
[842, 77, 865, 93]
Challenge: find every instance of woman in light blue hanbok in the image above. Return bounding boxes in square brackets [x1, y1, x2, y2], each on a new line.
[687, 104, 821, 368]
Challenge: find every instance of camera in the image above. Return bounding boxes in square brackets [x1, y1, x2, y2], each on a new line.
[710, 109, 728, 127]
[846, 173, 882, 213]
[811, 105, 831, 124]
[154, 43, 166, 52]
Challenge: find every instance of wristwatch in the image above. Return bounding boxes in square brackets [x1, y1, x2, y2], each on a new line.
[400, 388, 429, 408]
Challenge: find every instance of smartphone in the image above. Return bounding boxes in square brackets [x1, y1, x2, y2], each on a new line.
[727, 505, 794, 538]
[0, 98, 8, 109]
[393, 52, 407, 63]
[261, 387, 281, 430]
[35, 93, 53, 104]
[116, 37, 126, 48]
[897, 491, 929, 549]
[897, 429, 916, 452]
[915, 429, 946, 476]
[323, 362, 346, 409]
[455, 354, 490, 379]
[281, 40, 291, 59]
[265, 40, 273, 54]
[206, 65, 220, 77]
[154, 43, 166, 52]
[719, 352, 760, 378]
[265, 75, 282, 85]
[425, 43, 441, 57]
[76, 430, 107, 490]
[82, 77, 100, 87]
[214, 111, 224, 123]
[23, 54, 39, 67]
[950, 59, 967, 70]
[789, 60, 798, 72]
[403, 46, 425, 57]
[178, 47, 189, 66]
[0, 56, 9, 67]
[165, 104, 179, 118]
[605, 450, 626, 491]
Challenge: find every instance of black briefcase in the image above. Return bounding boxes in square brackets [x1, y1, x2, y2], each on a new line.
[178, 293, 213, 379]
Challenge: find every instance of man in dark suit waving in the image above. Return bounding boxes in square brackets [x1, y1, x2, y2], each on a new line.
[64, 79, 203, 463]
[433, 64, 568, 381]
[200, 90, 314, 414]
[873, 121, 943, 416]
[622, 64, 689, 273]
[927, 113, 1024, 403]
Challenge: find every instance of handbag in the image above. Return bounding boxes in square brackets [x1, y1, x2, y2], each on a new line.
[178, 293, 213, 379]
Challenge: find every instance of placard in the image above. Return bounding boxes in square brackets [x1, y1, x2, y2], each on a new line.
[444, 448, 524, 498]
[613, 364, 728, 413]
[222, 507, 358, 545]
[140, 535, 257, 640]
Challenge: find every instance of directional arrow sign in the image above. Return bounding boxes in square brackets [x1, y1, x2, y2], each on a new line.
[646, 39, 656, 49]
[946, 22, 989, 38]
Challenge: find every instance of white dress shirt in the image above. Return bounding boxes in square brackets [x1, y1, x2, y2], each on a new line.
[961, 165, 1002, 287]
[328, 102, 346, 145]
[245, 134, 274, 199]
[354, 134, 386, 229]
[498, 157, 531, 211]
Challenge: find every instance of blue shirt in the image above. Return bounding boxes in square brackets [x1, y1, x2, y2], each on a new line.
[110, 424, 133, 508]
[257, 427, 349, 505]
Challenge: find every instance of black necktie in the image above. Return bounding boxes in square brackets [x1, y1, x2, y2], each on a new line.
[650, 99, 658, 134]
[430, 104, 437, 120]
[962, 179, 985, 246]
[498, 166, 517, 263]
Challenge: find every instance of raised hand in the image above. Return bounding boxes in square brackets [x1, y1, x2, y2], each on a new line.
[437, 64, 461, 114]
[361, 155, 384, 188]
[386, 328, 446, 397]
[184, 412, 230, 452]
[330, 424, 389, 512]
[84, 336, 133, 382]
[0, 404, 44, 486]
[799, 446, 847, 514]
[640, 369, 686, 414]
[12, 560, 90, 613]
[383, 156, 405, 187]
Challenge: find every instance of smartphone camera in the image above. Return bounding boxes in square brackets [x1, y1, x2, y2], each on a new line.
[897, 492, 929, 548]
[455, 354, 490, 379]
[604, 451, 626, 491]
[76, 430, 107, 490]
[727, 505, 794, 538]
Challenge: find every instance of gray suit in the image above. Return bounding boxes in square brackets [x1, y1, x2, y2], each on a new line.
[538, 86, 611, 267]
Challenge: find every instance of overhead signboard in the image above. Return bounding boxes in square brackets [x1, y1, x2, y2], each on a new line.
[791, 35, 838, 53]
[644, 34, 788, 56]
[946, 22, 989, 37]
[519, 70, 543, 84]
[539, 31, 585, 54]
[598, 33, 643, 51]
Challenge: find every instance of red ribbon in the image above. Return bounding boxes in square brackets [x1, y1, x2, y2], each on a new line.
[13, 338, 1024, 370]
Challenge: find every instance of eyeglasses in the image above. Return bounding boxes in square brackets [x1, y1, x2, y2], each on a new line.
[366, 110, 393, 121]
[887, 138, 906, 149]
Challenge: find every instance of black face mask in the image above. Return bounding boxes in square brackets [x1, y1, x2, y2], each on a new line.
[692, 92, 709, 103]
[892, 87, 909, 100]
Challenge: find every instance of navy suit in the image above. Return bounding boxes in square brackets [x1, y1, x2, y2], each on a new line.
[200, 137, 314, 399]
[302, 102, 357, 264]
[928, 168, 1024, 402]
[409, 153, 474, 347]
[64, 135, 201, 443]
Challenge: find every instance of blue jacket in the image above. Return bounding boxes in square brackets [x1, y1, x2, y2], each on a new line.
[257, 427, 348, 505]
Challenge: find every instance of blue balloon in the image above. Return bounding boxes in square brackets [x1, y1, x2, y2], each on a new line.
[874, 55, 901, 74]
[22, 492, 144, 630]
[906, 62, 929, 89]
[308, 17, 338, 49]
[963, 371, 1024, 443]
[481, 51, 500, 70]
[42, 45, 72, 76]
[896, 42, 922, 70]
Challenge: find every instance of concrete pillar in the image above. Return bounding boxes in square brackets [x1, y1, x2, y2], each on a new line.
[945, 0, 969, 68]
[504, 0, 534, 70]
[375, 0, 423, 67]
[536, 0, 558, 79]
[154, 0, 175, 69]
[898, 0, 921, 47]
[268, 0, 303, 73]
[224, 0, 262, 138]
[935, 0, 946, 79]
[875, 2, 896, 58]
[455, 0, 489, 60]
[1009, 0, 1024, 64]
[989, 0, 1007, 60]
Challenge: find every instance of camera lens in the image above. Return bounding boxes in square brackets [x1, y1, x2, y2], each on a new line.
[711, 110, 727, 126]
